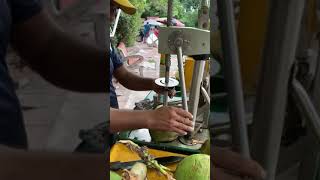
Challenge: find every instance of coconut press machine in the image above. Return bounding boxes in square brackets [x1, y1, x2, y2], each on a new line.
[154, 27, 211, 152]
[118, 0, 211, 154]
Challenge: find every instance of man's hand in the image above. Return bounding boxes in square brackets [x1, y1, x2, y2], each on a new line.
[146, 106, 193, 135]
[213, 147, 266, 180]
[152, 80, 176, 98]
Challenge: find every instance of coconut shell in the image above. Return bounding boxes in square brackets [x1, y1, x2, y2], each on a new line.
[174, 154, 210, 180]
[110, 171, 122, 180]
[149, 130, 179, 142]
[130, 162, 147, 180]
[150, 105, 179, 142]
[122, 162, 147, 180]
[200, 139, 210, 155]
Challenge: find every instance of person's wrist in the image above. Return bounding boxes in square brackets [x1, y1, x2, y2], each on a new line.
[144, 110, 154, 129]
[150, 79, 156, 91]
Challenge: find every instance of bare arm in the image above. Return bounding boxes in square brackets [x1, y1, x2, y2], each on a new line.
[110, 107, 193, 135]
[110, 108, 150, 133]
[113, 66, 154, 91]
[11, 10, 107, 93]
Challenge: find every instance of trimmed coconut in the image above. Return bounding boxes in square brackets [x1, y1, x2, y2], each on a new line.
[174, 154, 210, 180]
[200, 138, 210, 155]
[110, 171, 122, 180]
[122, 162, 147, 180]
[149, 130, 179, 142]
[149, 105, 179, 142]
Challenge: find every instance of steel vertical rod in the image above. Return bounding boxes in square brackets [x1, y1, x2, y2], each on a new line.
[188, 0, 209, 127]
[217, 0, 250, 157]
[189, 61, 206, 133]
[177, 47, 188, 112]
[163, 0, 174, 106]
[292, 79, 320, 142]
[250, 0, 305, 179]
[201, 86, 210, 104]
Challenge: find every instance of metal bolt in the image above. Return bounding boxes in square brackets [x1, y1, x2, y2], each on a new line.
[175, 38, 184, 47]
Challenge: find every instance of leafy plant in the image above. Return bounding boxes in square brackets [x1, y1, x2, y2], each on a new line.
[112, 0, 146, 47]
[141, 0, 184, 20]
[179, 0, 202, 11]
[112, 0, 204, 46]
[181, 10, 198, 27]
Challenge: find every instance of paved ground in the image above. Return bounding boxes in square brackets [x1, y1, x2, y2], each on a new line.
[115, 42, 178, 109]
[6, 7, 106, 152]
[6, 21, 175, 151]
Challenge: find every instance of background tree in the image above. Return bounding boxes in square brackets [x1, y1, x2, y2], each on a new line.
[179, 0, 202, 11]
[112, 0, 146, 46]
[112, 0, 205, 46]
[141, 0, 184, 20]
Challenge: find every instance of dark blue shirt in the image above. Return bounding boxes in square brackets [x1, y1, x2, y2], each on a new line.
[110, 45, 123, 109]
[144, 24, 151, 35]
[0, 0, 41, 148]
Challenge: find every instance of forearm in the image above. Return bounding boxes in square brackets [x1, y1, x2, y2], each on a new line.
[0, 150, 105, 180]
[118, 69, 155, 91]
[12, 10, 107, 93]
[110, 108, 151, 132]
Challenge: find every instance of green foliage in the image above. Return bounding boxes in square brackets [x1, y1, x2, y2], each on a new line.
[141, 0, 200, 27]
[112, 0, 146, 47]
[179, 0, 202, 11]
[181, 10, 198, 27]
[142, 0, 166, 18]
[142, 0, 184, 20]
[112, 0, 205, 46]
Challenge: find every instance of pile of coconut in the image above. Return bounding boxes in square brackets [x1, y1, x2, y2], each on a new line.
[110, 140, 210, 180]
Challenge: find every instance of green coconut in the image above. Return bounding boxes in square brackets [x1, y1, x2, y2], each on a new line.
[174, 154, 210, 180]
[149, 105, 179, 142]
[149, 129, 179, 142]
[200, 138, 210, 155]
[110, 171, 122, 180]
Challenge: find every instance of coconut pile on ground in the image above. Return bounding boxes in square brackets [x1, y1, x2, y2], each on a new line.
[110, 140, 210, 180]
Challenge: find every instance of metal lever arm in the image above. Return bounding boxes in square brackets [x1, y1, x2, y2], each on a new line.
[177, 47, 188, 112]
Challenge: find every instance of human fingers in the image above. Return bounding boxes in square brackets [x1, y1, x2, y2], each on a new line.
[171, 118, 193, 133]
[172, 107, 193, 119]
[170, 126, 187, 135]
[213, 167, 243, 180]
[174, 115, 193, 127]
[168, 89, 176, 98]
[213, 147, 266, 179]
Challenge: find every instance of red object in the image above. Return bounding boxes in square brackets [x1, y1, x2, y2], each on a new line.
[154, 29, 159, 37]
[147, 16, 159, 20]
[156, 18, 185, 27]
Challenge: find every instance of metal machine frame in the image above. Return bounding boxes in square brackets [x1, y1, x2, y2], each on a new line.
[212, 0, 320, 179]
[157, 0, 211, 148]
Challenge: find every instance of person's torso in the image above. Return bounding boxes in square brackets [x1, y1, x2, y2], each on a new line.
[109, 47, 119, 109]
[0, 0, 23, 122]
